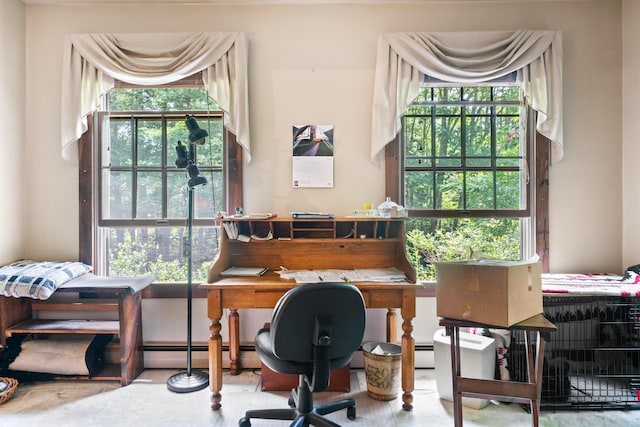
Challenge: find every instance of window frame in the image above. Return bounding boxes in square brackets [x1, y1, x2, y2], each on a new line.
[96, 110, 225, 228]
[385, 111, 550, 276]
[78, 83, 243, 286]
[399, 85, 531, 219]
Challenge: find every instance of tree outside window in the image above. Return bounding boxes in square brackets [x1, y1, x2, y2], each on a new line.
[96, 87, 226, 282]
[399, 85, 533, 281]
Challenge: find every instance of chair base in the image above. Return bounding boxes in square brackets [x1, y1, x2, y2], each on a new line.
[239, 379, 356, 427]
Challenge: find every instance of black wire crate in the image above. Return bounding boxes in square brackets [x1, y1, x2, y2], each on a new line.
[508, 296, 640, 410]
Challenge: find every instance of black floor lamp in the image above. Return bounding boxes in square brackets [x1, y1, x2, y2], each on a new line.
[167, 114, 210, 393]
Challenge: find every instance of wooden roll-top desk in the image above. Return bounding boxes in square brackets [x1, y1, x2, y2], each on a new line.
[201, 217, 421, 411]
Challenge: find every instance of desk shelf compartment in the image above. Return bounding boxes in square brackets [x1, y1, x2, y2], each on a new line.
[210, 217, 417, 284]
[221, 218, 405, 241]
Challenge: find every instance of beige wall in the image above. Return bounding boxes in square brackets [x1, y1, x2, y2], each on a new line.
[23, 1, 624, 273]
[19, 1, 627, 355]
[622, 0, 640, 269]
[0, 0, 26, 265]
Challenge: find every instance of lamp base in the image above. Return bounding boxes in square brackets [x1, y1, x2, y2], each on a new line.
[167, 370, 209, 393]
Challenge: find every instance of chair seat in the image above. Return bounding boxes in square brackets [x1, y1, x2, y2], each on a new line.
[255, 327, 353, 376]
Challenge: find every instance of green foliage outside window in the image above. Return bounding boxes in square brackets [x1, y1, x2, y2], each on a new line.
[403, 85, 528, 281]
[406, 218, 521, 281]
[100, 87, 222, 282]
[108, 227, 215, 282]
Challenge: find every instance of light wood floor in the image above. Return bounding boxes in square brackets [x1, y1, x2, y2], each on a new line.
[1, 369, 638, 426]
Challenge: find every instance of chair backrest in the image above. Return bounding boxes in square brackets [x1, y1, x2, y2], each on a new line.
[270, 282, 366, 363]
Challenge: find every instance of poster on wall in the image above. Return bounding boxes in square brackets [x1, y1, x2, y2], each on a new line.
[292, 124, 334, 188]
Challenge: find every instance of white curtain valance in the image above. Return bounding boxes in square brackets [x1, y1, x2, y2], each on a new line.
[61, 32, 250, 163]
[371, 30, 563, 163]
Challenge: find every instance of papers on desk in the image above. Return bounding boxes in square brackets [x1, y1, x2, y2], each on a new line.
[277, 267, 407, 284]
[221, 266, 269, 277]
[245, 213, 277, 219]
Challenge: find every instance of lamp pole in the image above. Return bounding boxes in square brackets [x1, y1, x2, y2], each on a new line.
[167, 116, 209, 393]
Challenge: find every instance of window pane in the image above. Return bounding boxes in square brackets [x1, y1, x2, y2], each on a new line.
[193, 188, 217, 218]
[406, 103, 430, 115]
[109, 119, 132, 167]
[496, 157, 520, 168]
[405, 171, 434, 209]
[198, 171, 224, 217]
[433, 87, 460, 102]
[466, 106, 491, 167]
[496, 171, 522, 209]
[463, 86, 491, 102]
[168, 172, 188, 218]
[436, 171, 463, 209]
[137, 119, 163, 167]
[496, 115, 520, 158]
[166, 118, 185, 166]
[107, 87, 213, 111]
[196, 118, 224, 166]
[493, 86, 520, 102]
[106, 171, 132, 219]
[466, 171, 494, 209]
[435, 104, 460, 116]
[435, 115, 461, 167]
[107, 226, 220, 283]
[413, 87, 431, 103]
[403, 116, 433, 167]
[136, 172, 162, 218]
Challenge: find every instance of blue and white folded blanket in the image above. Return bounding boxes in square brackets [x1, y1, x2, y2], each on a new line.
[0, 260, 92, 300]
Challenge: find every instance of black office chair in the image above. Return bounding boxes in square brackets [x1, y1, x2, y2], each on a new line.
[239, 282, 366, 427]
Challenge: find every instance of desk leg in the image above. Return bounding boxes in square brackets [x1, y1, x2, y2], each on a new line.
[386, 308, 397, 343]
[447, 326, 463, 427]
[527, 331, 545, 427]
[228, 309, 241, 375]
[207, 291, 223, 410]
[400, 313, 415, 411]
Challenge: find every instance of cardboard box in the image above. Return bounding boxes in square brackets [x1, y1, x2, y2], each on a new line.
[436, 260, 542, 327]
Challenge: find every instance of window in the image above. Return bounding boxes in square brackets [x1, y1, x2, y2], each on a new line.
[393, 84, 535, 281]
[79, 82, 242, 282]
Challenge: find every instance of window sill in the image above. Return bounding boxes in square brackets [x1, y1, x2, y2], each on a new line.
[141, 282, 208, 299]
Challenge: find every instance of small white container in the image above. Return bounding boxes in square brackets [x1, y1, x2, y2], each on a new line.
[433, 328, 496, 409]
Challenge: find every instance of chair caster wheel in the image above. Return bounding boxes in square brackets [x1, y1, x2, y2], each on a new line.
[347, 405, 356, 420]
[238, 417, 251, 427]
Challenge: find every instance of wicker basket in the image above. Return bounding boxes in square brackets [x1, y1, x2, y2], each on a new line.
[0, 377, 19, 405]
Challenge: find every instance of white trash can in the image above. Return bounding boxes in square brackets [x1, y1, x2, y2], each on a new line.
[433, 329, 496, 409]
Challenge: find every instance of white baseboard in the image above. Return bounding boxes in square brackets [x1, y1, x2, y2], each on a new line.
[134, 347, 435, 370]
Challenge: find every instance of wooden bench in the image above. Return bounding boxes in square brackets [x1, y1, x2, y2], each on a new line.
[0, 274, 153, 385]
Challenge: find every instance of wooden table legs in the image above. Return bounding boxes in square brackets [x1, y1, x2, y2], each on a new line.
[444, 322, 548, 427]
[208, 304, 416, 412]
[207, 290, 223, 410]
[384, 307, 416, 411]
